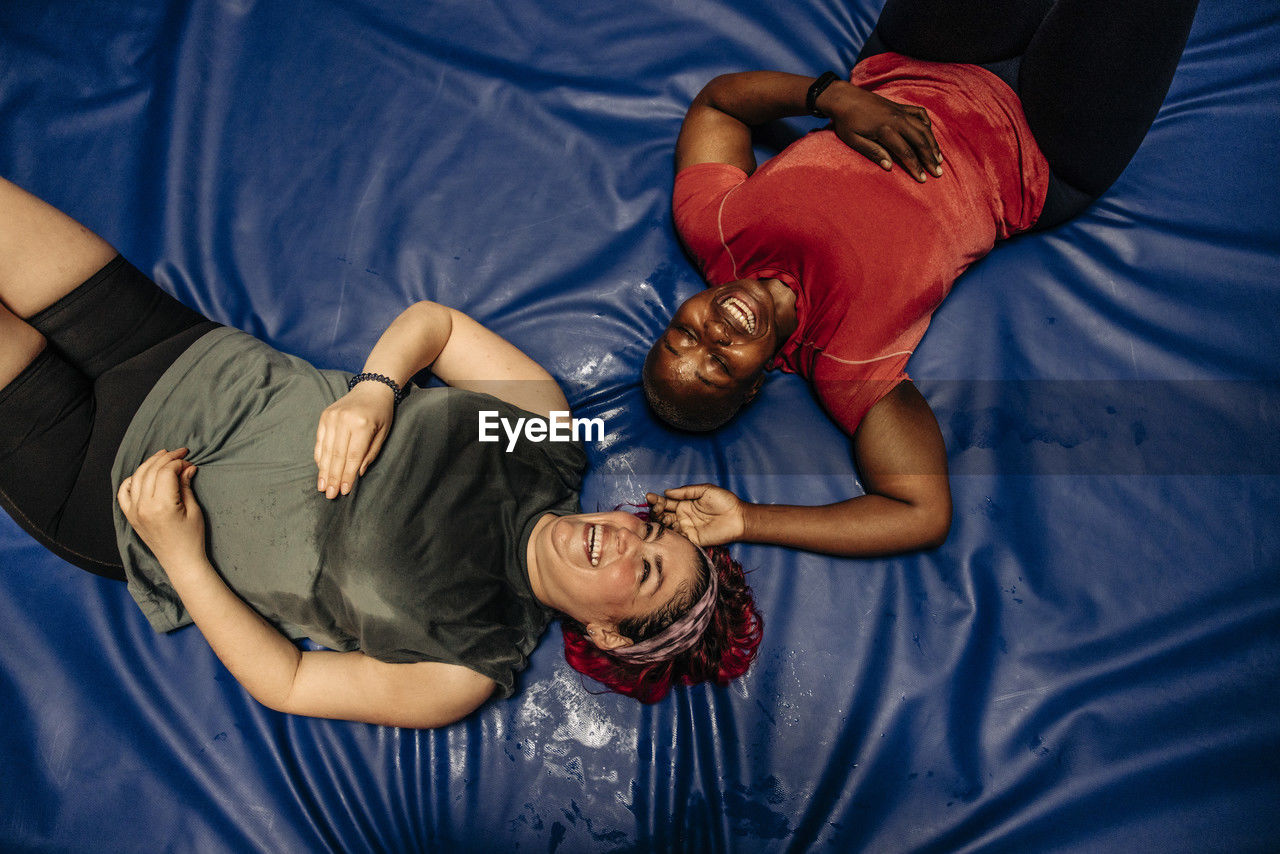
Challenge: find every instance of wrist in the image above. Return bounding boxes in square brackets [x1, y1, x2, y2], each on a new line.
[348, 371, 407, 405]
[813, 79, 857, 123]
[735, 500, 757, 542]
[806, 71, 841, 118]
[159, 550, 213, 583]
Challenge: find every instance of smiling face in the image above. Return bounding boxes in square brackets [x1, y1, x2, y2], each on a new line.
[526, 511, 706, 649]
[644, 278, 797, 431]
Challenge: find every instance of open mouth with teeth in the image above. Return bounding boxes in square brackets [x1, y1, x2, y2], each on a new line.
[718, 294, 757, 335]
[586, 523, 603, 566]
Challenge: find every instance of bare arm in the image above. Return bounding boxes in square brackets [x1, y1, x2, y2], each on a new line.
[649, 381, 952, 557]
[315, 300, 569, 497]
[119, 450, 495, 728]
[675, 71, 943, 181]
[429, 307, 569, 418]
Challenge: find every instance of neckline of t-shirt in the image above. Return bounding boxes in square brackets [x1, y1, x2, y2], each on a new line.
[741, 266, 806, 372]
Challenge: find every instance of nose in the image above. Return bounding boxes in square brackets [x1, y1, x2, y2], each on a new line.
[606, 517, 644, 557]
[704, 315, 731, 346]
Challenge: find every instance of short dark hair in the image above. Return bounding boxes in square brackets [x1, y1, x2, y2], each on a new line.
[642, 343, 741, 432]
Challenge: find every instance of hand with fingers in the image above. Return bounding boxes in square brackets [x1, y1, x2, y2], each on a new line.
[819, 80, 943, 182]
[314, 381, 395, 499]
[646, 483, 747, 548]
[117, 448, 207, 567]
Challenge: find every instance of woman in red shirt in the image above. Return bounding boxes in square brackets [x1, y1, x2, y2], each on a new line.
[644, 0, 1200, 556]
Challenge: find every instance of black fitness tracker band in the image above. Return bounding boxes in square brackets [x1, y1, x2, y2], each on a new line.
[806, 70, 840, 118]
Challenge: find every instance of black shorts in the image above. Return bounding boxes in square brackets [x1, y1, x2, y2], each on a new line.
[0, 256, 218, 580]
[857, 0, 1200, 230]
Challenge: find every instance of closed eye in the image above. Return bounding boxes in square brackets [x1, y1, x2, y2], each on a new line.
[640, 521, 666, 586]
[662, 327, 696, 357]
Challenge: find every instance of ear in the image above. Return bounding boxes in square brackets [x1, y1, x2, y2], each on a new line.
[584, 622, 634, 651]
[742, 372, 765, 405]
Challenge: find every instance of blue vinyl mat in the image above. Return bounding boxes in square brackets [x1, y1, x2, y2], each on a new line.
[1, 1, 1278, 851]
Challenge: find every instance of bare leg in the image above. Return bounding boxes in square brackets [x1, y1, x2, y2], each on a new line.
[0, 303, 45, 388]
[0, 176, 117, 387]
[0, 178, 209, 581]
[0, 177, 117, 317]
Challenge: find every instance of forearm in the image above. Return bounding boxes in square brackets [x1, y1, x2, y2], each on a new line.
[163, 555, 303, 710]
[358, 301, 453, 388]
[677, 71, 873, 175]
[695, 71, 822, 125]
[679, 70, 941, 181]
[162, 554, 494, 726]
[740, 484, 951, 557]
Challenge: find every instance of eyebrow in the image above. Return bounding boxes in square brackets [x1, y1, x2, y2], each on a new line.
[652, 523, 666, 585]
[663, 330, 726, 389]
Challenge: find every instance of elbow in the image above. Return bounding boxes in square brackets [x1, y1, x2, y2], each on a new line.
[246, 657, 306, 716]
[705, 72, 736, 91]
[411, 299, 453, 326]
[877, 478, 952, 554]
[916, 496, 952, 551]
[919, 506, 951, 551]
[252, 672, 303, 716]
[251, 689, 295, 717]
[696, 73, 739, 109]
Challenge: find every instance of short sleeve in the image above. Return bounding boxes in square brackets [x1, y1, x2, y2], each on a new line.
[672, 162, 747, 274]
[813, 360, 911, 437]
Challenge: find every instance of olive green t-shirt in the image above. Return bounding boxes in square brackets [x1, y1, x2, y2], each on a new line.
[112, 327, 585, 697]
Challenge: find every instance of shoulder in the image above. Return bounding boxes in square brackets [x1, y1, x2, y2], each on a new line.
[812, 355, 912, 437]
[674, 161, 748, 199]
[672, 162, 750, 266]
[674, 161, 748, 216]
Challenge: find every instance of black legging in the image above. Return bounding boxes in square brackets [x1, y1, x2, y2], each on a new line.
[858, 0, 1200, 228]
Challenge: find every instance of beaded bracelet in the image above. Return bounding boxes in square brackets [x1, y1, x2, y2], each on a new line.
[347, 372, 408, 405]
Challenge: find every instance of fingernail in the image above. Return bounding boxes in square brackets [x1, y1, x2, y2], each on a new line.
[318, 478, 326, 491]
[880, 160, 891, 169]
[341, 483, 350, 495]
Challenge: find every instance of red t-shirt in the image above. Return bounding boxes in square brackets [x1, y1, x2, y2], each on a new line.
[673, 53, 1049, 434]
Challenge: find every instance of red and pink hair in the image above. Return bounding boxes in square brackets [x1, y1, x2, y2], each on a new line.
[559, 515, 763, 703]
